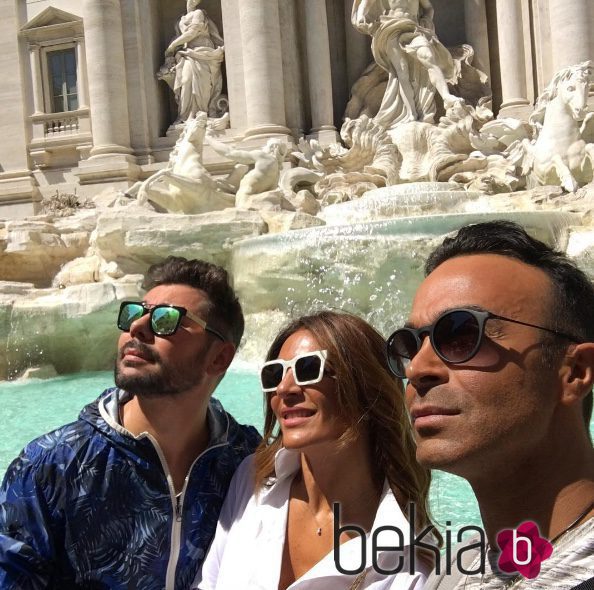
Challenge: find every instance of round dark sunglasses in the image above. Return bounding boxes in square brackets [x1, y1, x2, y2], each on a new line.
[386, 307, 581, 378]
[117, 301, 226, 340]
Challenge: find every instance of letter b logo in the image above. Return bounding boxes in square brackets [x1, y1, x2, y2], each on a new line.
[496, 521, 553, 579]
[511, 530, 532, 566]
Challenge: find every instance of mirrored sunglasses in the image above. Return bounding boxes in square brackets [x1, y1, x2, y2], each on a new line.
[117, 301, 226, 340]
[260, 350, 328, 392]
[386, 307, 580, 379]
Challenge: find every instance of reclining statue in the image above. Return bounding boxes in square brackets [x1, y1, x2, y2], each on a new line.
[206, 136, 289, 210]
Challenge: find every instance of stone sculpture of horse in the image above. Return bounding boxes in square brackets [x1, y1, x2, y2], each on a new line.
[127, 112, 235, 214]
[510, 61, 593, 192]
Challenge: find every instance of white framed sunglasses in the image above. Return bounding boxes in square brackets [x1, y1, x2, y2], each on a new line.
[260, 350, 329, 392]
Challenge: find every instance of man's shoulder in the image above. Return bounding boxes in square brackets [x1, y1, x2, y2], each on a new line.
[18, 416, 96, 466]
[209, 397, 261, 453]
[2, 392, 113, 484]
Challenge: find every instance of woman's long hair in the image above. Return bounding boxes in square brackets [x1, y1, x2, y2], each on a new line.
[253, 310, 436, 535]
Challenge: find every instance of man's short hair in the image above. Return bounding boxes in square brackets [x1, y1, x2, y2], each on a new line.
[143, 257, 244, 348]
[425, 220, 594, 429]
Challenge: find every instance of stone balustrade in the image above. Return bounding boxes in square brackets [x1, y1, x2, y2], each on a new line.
[28, 109, 92, 168]
[42, 114, 80, 137]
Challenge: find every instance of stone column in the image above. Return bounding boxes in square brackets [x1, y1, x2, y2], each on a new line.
[74, 37, 89, 110]
[464, 0, 491, 80]
[239, 0, 291, 138]
[76, 0, 138, 185]
[221, 0, 247, 131]
[81, 0, 132, 156]
[548, 0, 593, 72]
[28, 44, 44, 115]
[495, 0, 531, 118]
[344, 0, 371, 91]
[304, 0, 338, 142]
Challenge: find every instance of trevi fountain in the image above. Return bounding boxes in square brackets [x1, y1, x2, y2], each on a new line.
[0, 0, 593, 380]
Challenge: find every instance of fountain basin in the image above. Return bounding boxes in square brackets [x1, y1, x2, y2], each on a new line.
[233, 210, 582, 355]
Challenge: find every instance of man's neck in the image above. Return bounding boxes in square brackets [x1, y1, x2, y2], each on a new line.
[121, 391, 211, 493]
[470, 433, 594, 546]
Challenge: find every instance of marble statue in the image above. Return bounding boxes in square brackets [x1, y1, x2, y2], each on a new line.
[351, 0, 461, 128]
[158, 0, 226, 123]
[207, 136, 290, 210]
[125, 113, 235, 213]
[293, 115, 400, 203]
[508, 61, 594, 192]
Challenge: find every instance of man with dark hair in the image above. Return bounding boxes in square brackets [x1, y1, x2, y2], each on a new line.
[386, 221, 594, 589]
[0, 256, 260, 590]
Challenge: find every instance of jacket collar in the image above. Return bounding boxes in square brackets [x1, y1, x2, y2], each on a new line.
[88, 387, 230, 447]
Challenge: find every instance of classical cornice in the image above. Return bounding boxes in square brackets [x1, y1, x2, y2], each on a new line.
[20, 7, 83, 43]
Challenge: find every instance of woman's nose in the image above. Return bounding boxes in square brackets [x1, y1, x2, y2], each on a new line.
[275, 368, 301, 398]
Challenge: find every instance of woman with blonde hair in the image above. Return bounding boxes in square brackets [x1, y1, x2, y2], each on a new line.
[194, 311, 436, 589]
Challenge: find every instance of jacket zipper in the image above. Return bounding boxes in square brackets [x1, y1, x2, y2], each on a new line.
[145, 433, 226, 590]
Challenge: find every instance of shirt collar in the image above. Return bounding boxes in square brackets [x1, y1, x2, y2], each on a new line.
[261, 447, 423, 572]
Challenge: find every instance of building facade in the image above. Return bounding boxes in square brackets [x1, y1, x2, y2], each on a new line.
[0, 0, 592, 219]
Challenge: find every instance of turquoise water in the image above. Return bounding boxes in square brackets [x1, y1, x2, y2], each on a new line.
[21, 368, 594, 535]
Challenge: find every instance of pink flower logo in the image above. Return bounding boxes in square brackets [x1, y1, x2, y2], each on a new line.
[496, 521, 553, 579]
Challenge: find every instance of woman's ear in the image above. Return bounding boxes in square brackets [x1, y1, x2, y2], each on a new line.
[559, 342, 594, 406]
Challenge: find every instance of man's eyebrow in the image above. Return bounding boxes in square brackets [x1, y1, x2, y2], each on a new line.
[404, 304, 490, 328]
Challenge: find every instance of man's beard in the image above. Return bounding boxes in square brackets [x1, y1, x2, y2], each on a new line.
[114, 340, 207, 397]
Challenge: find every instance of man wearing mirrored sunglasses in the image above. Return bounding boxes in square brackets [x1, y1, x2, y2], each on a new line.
[0, 256, 260, 590]
[386, 220, 594, 590]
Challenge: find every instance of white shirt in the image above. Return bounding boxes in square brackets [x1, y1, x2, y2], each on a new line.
[193, 449, 430, 590]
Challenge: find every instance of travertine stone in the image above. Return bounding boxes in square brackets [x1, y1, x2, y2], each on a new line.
[82, 0, 132, 156]
[239, 0, 291, 137]
[496, 0, 531, 118]
[279, 0, 306, 136]
[464, 0, 491, 80]
[259, 210, 325, 234]
[3, 281, 142, 379]
[304, 0, 337, 137]
[92, 209, 266, 274]
[344, 0, 372, 90]
[0, 220, 90, 287]
[28, 44, 43, 115]
[220, 0, 247, 130]
[288, 190, 322, 216]
[548, 0, 594, 72]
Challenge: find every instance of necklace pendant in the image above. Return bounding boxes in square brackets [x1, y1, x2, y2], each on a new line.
[316, 527, 322, 536]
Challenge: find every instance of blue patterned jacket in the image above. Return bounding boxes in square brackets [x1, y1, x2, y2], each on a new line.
[0, 388, 261, 590]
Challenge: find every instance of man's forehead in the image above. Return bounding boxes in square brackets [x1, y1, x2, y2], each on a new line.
[409, 254, 551, 323]
[144, 283, 210, 309]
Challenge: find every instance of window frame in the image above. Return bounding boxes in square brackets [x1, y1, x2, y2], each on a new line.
[41, 41, 79, 115]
